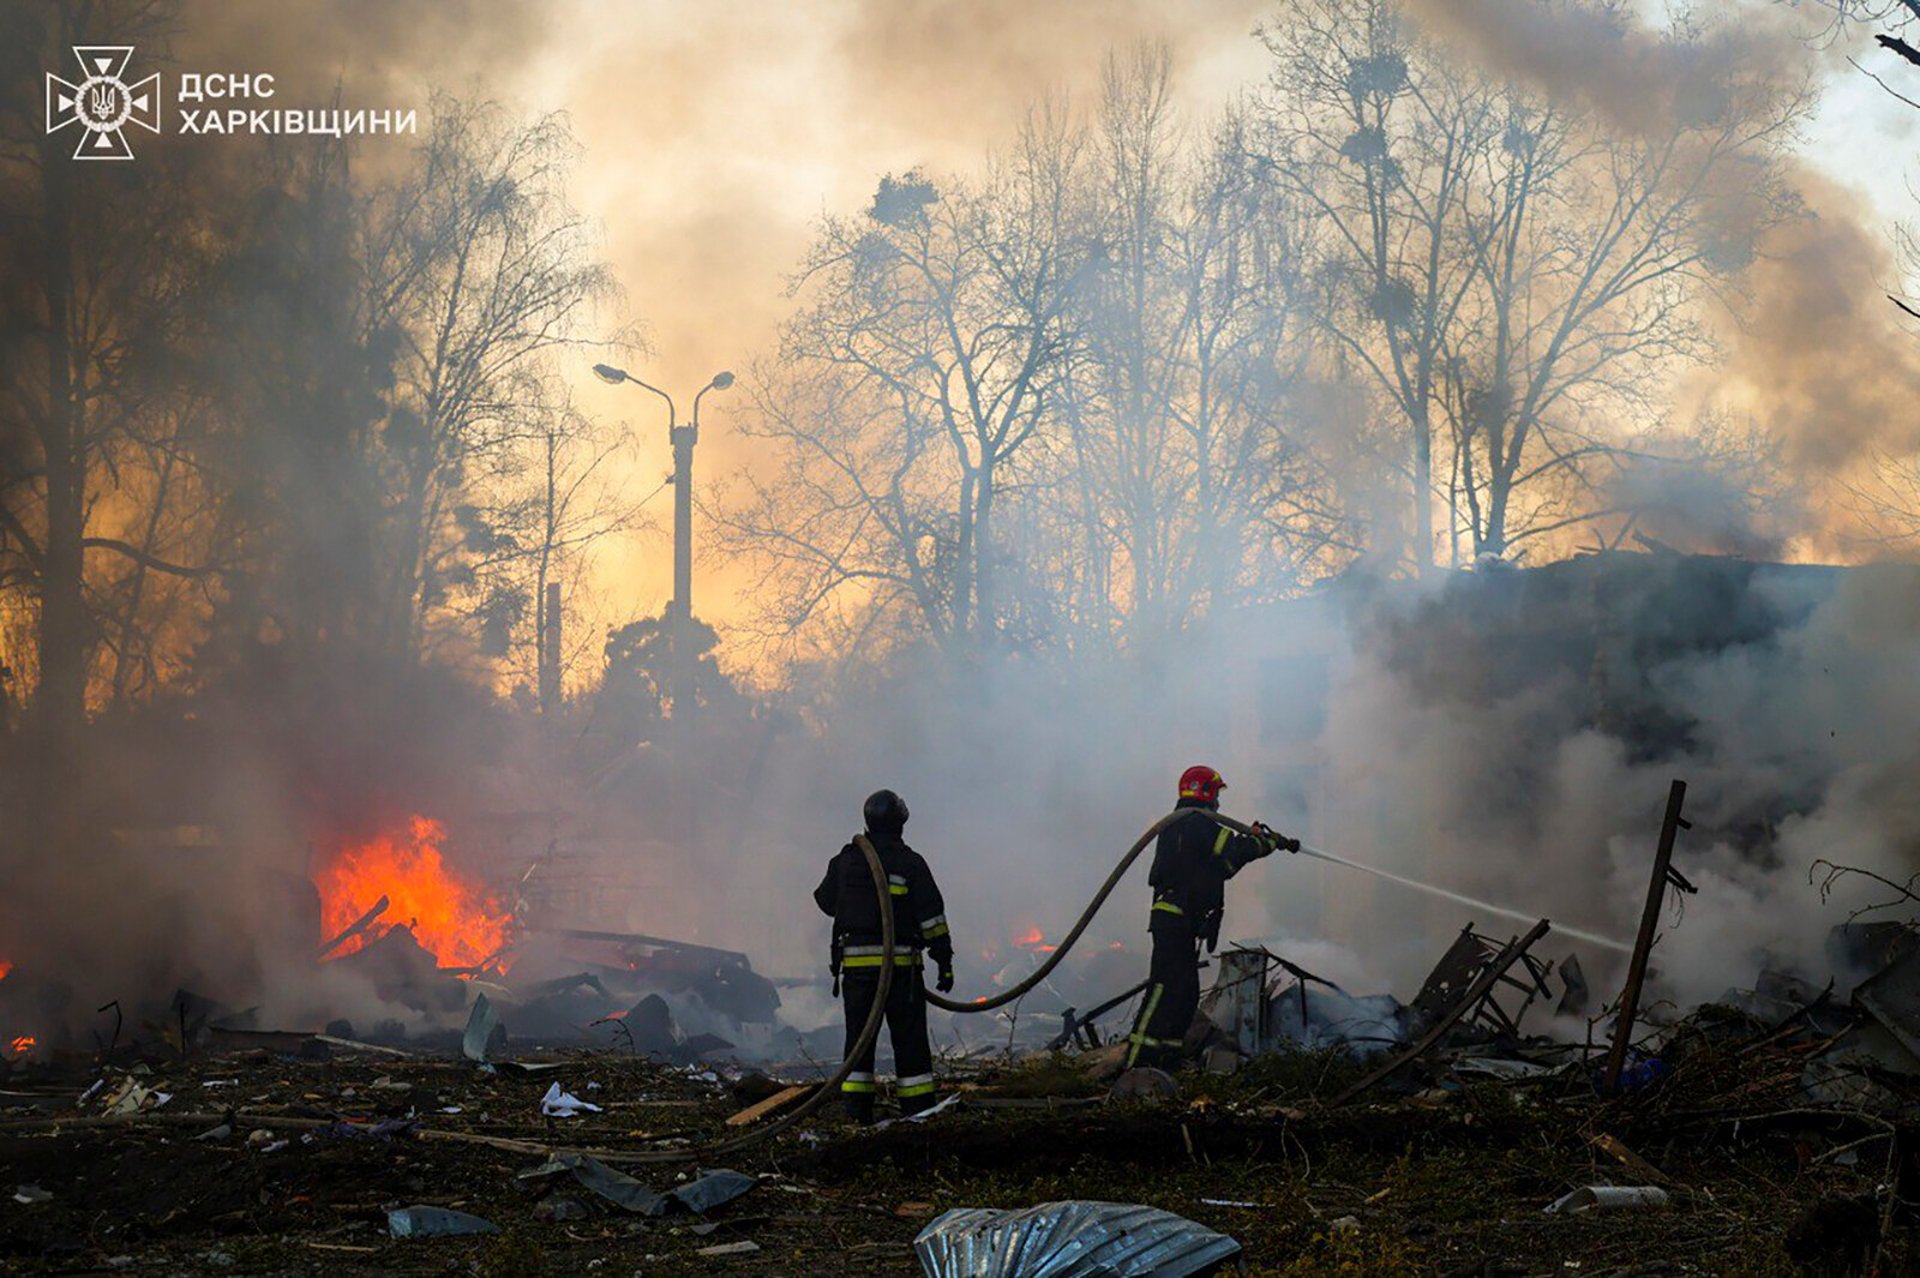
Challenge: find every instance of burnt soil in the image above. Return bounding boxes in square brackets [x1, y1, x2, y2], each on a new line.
[0, 1039, 1910, 1276]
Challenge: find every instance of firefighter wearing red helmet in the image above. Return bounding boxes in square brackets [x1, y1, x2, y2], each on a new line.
[1125, 765, 1299, 1071]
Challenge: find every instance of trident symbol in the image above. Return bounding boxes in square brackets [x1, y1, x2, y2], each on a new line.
[45, 46, 160, 161]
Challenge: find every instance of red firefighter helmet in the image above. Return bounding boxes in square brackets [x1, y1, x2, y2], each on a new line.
[1178, 765, 1226, 804]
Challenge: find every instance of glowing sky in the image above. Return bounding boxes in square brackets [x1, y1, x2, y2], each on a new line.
[166, 0, 1920, 659]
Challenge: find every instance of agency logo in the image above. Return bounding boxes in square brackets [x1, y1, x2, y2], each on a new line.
[45, 46, 161, 161]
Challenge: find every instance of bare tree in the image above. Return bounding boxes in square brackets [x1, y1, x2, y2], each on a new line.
[1444, 54, 1802, 561]
[1257, 0, 1806, 569]
[1254, 0, 1496, 574]
[1052, 45, 1342, 647]
[0, 0, 226, 817]
[360, 98, 617, 668]
[724, 113, 1096, 659]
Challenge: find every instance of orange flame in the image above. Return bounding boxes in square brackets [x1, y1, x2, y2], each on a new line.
[314, 816, 512, 971]
[8, 1035, 34, 1054]
[1014, 926, 1045, 946]
[0, 959, 12, 981]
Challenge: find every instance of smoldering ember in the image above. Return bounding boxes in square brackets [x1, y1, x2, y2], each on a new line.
[18, 4, 1920, 1278]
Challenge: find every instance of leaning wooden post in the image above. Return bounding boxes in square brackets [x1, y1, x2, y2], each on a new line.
[1601, 779, 1694, 1094]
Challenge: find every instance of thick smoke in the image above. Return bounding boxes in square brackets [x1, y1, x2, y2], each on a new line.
[1403, 0, 1920, 541]
[676, 555, 1920, 1029]
[10, 0, 1920, 1057]
[1315, 561, 1920, 1005]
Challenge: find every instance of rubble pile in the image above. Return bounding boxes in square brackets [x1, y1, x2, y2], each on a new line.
[4, 915, 1919, 1273]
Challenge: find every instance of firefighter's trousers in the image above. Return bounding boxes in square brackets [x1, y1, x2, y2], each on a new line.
[1127, 916, 1201, 1070]
[839, 957, 936, 1122]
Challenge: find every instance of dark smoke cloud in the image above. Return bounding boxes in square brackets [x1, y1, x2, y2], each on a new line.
[1399, 0, 1803, 135]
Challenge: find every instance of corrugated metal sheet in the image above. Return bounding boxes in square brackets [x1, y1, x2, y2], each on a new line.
[914, 1200, 1240, 1277]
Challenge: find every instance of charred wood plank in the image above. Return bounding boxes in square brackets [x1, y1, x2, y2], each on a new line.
[317, 895, 389, 959]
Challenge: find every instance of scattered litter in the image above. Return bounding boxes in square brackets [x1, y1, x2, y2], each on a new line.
[1604, 1053, 1668, 1093]
[906, 1093, 961, 1122]
[14, 1184, 53, 1205]
[193, 1123, 232, 1142]
[1330, 1215, 1361, 1234]
[462, 993, 499, 1063]
[387, 1205, 500, 1238]
[1199, 1198, 1261, 1208]
[518, 1155, 753, 1217]
[520, 1153, 666, 1215]
[1452, 1057, 1558, 1080]
[1545, 1186, 1672, 1214]
[672, 1169, 755, 1215]
[915, 1201, 1240, 1278]
[727, 1083, 810, 1127]
[696, 1240, 760, 1257]
[875, 1092, 963, 1129]
[101, 1077, 170, 1116]
[1591, 1133, 1674, 1185]
[323, 1118, 417, 1142]
[540, 1081, 603, 1117]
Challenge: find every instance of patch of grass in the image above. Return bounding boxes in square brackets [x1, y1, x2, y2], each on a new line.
[478, 1227, 548, 1277]
[961, 1049, 1106, 1099]
[1250, 1224, 1427, 1277]
[1196, 1044, 1369, 1102]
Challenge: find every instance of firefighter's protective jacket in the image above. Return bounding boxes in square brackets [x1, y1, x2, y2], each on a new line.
[814, 832, 954, 971]
[1146, 799, 1275, 945]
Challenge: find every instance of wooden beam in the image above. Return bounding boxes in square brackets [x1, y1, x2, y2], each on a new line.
[1602, 780, 1690, 1094]
[1332, 918, 1552, 1105]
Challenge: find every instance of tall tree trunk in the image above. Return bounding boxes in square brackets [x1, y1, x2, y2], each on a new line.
[1411, 404, 1433, 576]
[35, 136, 86, 835]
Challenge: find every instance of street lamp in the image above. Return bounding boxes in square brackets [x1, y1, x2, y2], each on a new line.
[594, 362, 734, 718]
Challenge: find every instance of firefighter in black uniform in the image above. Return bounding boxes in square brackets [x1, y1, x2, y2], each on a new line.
[814, 789, 954, 1123]
[1125, 765, 1299, 1071]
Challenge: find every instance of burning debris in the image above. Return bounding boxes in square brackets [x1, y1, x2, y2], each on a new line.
[314, 816, 514, 972]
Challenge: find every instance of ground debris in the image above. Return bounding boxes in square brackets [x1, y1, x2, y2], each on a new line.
[0, 990, 1915, 1276]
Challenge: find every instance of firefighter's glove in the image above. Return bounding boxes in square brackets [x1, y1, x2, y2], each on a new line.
[1254, 822, 1302, 856]
[936, 964, 955, 993]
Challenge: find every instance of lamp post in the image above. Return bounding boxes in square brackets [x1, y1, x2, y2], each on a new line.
[593, 363, 734, 719]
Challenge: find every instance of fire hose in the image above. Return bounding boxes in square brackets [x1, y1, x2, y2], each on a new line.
[922, 808, 1214, 1013]
[613, 808, 1627, 1158]
[542, 809, 1205, 1160]
[925, 807, 1631, 1015]
[6, 811, 1625, 1165]
[595, 833, 901, 1162]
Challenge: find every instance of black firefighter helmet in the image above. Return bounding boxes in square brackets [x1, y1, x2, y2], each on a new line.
[863, 788, 910, 835]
